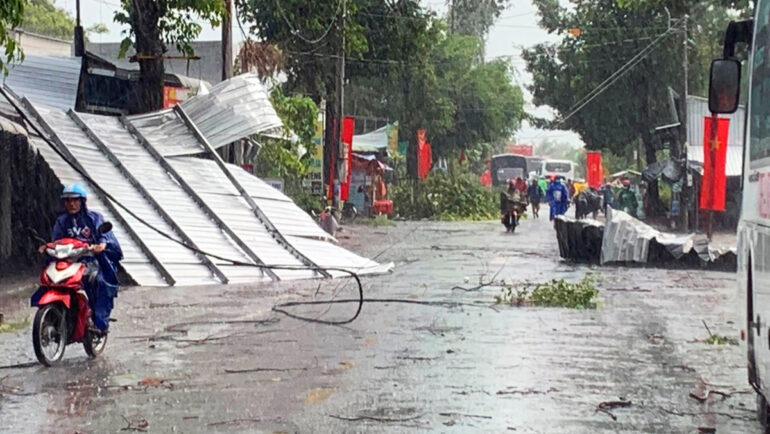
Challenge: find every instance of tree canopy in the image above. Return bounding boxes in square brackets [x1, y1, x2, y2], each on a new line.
[0, 0, 24, 74]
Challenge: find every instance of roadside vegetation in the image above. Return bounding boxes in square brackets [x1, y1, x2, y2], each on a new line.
[495, 275, 600, 309]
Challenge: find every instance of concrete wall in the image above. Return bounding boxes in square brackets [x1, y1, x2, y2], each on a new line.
[87, 41, 226, 85]
[10, 30, 72, 57]
[0, 125, 62, 275]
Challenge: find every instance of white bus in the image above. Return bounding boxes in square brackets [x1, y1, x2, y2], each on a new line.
[541, 159, 576, 180]
[711, 6, 770, 427]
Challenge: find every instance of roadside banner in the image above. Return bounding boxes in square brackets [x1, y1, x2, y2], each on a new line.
[387, 122, 399, 154]
[586, 151, 602, 189]
[699, 116, 729, 211]
[309, 119, 324, 195]
[417, 129, 432, 179]
[340, 116, 355, 201]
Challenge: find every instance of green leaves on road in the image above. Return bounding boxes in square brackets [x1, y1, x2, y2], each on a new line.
[495, 275, 600, 309]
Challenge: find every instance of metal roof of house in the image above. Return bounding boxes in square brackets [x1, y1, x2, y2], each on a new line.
[686, 95, 745, 177]
[3, 55, 81, 109]
[2, 76, 390, 286]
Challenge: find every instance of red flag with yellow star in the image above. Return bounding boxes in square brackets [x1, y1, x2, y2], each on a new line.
[699, 116, 730, 211]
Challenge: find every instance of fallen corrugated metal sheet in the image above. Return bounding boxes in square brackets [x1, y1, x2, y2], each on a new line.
[128, 74, 282, 157]
[600, 208, 694, 264]
[3, 76, 389, 286]
[3, 56, 81, 110]
[555, 211, 737, 271]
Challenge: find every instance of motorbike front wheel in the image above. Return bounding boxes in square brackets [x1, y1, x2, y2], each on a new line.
[83, 328, 107, 358]
[33, 304, 67, 366]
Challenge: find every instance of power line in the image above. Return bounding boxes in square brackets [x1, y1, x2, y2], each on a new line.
[274, 0, 343, 45]
[530, 22, 681, 140]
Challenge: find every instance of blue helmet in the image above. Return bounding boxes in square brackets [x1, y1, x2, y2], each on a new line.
[61, 184, 87, 200]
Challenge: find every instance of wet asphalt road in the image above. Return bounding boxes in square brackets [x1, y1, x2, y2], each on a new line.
[0, 209, 761, 433]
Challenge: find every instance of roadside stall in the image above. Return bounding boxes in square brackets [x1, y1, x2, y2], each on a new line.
[350, 153, 392, 217]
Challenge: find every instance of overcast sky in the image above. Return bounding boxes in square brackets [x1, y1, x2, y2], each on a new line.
[52, 0, 583, 148]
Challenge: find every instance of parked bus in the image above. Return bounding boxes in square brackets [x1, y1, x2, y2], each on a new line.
[526, 156, 545, 177]
[710, 6, 770, 427]
[490, 154, 528, 187]
[542, 159, 576, 180]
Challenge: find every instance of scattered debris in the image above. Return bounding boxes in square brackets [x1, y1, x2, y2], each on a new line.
[439, 412, 492, 419]
[698, 321, 739, 345]
[224, 367, 307, 374]
[137, 377, 173, 390]
[495, 275, 599, 309]
[329, 414, 423, 423]
[497, 387, 559, 396]
[697, 428, 716, 433]
[0, 317, 29, 333]
[595, 399, 632, 421]
[646, 333, 664, 344]
[206, 418, 263, 427]
[120, 415, 149, 432]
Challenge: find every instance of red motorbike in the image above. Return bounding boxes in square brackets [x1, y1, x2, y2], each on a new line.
[30, 223, 111, 366]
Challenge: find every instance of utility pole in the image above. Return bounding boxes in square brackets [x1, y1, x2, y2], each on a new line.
[332, 0, 346, 209]
[74, 0, 84, 56]
[221, 0, 234, 163]
[680, 14, 689, 232]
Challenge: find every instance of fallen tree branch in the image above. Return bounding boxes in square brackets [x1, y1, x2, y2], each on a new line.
[224, 367, 308, 374]
[595, 400, 632, 421]
[439, 412, 493, 419]
[206, 418, 263, 427]
[328, 414, 422, 423]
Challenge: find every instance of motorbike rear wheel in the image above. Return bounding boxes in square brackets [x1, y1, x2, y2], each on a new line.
[33, 304, 67, 367]
[83, 329, 107, 358]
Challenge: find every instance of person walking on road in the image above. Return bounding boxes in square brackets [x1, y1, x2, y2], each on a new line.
[527, 179, 543, 218]
[546, 177, 570, 221]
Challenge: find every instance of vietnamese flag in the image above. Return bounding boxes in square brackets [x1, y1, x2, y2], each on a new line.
[586, 151, 602, 189]
[699, 116, 729, 211]
[340, 116, 355, 201]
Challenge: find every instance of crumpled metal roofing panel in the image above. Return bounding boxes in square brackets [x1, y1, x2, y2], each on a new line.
[224, 163, 334, 240]
[4, 56, 81, 109]
[284, 236, 392, 278]
[124, 74, 282, 157]
[32, 104, 220, 285]
[600, 208, 695, 264]
[178, 74, 282, 151]
[169, 157, 316, 280]
[78, 113, 269, 284]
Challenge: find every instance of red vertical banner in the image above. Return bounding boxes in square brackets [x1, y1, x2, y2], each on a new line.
[417, 129, 432, 179]
[699, 116, 729, 211]
[586, 151, 602, 189]
[340, 116, 355, 201]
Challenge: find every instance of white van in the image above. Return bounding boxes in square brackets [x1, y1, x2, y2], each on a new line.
[710, 6, 770, 428]
[541, 159, 575, 180]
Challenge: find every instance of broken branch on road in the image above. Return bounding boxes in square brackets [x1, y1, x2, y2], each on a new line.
[329, 414, 423, 423]
[595, 400, 632, 421]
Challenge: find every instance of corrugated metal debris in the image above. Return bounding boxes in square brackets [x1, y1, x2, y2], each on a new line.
[3, 75, 390, 286]
[3, 55, 81, 110]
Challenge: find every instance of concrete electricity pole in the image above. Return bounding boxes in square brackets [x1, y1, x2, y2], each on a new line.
[332, 0, 346, 209]
[221, 0, 235, 163]
[680, 14, 689, 232]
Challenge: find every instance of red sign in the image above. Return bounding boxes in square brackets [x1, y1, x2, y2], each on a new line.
[340, 116, 355, 201]
[586, 151, 602, 189]
[699, 116, 729, 211]
[505, 144, 533, 156]
[163, 86, 188, 108]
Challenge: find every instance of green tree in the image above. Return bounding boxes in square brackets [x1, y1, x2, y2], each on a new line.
[114, 0, 225, 113]
[0, 0, 24, 74]
[523, 0, 741, 211]
[254, 86, 320, 210]
[447, 0, 509, 54]
[20, 0, 108, 41]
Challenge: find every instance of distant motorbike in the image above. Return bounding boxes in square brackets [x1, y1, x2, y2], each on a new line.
[29, 222, 112, 366]
[500, 193, 527, 233]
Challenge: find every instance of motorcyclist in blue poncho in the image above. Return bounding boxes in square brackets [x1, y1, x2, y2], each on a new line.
[546, 176, 570, 221]
[34, 184, 122, 335]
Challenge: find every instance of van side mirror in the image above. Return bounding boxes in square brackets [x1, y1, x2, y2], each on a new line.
[98, 222, 113, 234]
[708, 58, 741, 113]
